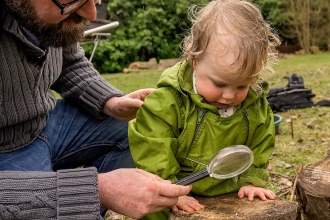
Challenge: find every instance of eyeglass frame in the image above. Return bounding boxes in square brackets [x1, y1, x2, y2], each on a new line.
[52, 0, 88, 15]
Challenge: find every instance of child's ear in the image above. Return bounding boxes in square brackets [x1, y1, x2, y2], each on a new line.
[192, 59, 198, 69]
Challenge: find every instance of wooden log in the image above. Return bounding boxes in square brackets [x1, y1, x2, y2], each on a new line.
[296, 156, 330, 220]
[169, 193, 297, 220]
[127, 58, 158, 70]
[157, 58, 184, 70]
[123, 68, 140, 73]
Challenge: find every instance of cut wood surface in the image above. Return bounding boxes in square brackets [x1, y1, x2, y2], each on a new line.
[127, 58, 158, 70]
[296, 156, 330, 220]
[123, 68, 140, 73]
[157, 58, 184, 70]
[169, 193, 297, 220]
[124, 58, 185, 72]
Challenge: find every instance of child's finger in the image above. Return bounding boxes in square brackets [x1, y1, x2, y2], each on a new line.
[247, 194, 255, 201]
[256, 192, 267, 201]
[245, 190, 255, 201]
[237, 189, 245, 199]
[180, 204, 197, 213]
[264, 190, 276, 199]
[184, 198, 204, 210]
[170, 205, 179, 211]
[190, 201, 204, 210]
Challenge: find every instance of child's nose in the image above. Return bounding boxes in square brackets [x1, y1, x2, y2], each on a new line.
[222, 89, 235, 100]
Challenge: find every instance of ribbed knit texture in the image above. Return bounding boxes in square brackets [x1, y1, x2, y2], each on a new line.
[0, 8, 125, 153]
[0, 167, 99, 219]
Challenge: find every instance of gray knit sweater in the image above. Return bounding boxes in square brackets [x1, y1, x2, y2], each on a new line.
[0, 167, 100, 220]
[0, 8, 125, 153]
[0, 8, 125, 220]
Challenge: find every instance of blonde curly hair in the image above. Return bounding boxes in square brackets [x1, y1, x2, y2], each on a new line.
[181, 0, 281, 95]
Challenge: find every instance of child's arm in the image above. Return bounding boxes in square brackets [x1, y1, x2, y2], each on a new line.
[170, 195, 204, 212]
[238, 185, 276, 201]
[236, 96, 276, 190]
[128, 88, 184, 181]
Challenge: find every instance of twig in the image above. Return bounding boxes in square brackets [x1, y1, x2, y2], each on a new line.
[290, 119, 294, 138]
[269, 171, 291, 179]
[290, 163, 303, 202]
[278, 189, 291, 198]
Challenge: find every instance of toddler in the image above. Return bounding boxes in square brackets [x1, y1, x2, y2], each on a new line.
[129, 0, 281, 219]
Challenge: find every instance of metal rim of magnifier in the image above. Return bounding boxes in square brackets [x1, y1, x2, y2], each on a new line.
[206, 145, 254, 179]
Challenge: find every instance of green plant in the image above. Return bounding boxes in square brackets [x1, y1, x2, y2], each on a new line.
[82, 0, 210, 73]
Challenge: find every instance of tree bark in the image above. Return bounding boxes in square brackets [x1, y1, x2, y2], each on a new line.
[296, 156, 330, 220]
[169, 193, 297, 220]
[287, 0, 310, 53]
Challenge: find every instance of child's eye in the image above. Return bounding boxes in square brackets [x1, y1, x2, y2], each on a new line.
[237, 85, 249, 90]
[213, 82, 226, 88]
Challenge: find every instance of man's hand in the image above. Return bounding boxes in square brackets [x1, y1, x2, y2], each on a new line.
[98, 169, 192, 219]
[103, 88, 155, 121]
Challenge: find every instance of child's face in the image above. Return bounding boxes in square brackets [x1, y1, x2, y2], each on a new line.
[193, 50, 252, 108]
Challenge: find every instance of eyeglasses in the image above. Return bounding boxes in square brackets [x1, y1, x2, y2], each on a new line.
[52, 0, 88, 15]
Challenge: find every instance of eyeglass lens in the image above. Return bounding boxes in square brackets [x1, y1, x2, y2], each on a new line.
[63, 0, 88, 15]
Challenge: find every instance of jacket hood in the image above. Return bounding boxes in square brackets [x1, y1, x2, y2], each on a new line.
[157, 60, 270, 111]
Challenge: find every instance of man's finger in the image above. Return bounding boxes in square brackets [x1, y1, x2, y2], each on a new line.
[135, 168, 164, 181]
[124, 98, 143, 108]
[158, 182, 192, 197]
[128, 88, 155, 99]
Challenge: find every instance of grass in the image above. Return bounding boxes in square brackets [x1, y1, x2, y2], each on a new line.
[263, 53, 330, 199]
[100, 53, 330, 202]
[101, 70, 163, 93]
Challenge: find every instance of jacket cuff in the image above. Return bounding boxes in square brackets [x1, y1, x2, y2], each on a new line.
[57, 167, 99, 220]
[237, 167, 269, 188]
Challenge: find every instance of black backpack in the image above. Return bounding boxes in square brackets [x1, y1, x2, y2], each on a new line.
[266, 74, 315, 112]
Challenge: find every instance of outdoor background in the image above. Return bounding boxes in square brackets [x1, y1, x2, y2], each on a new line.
[83, 0, 330, 73]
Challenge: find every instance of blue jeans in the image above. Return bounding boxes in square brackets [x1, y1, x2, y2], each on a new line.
[0, 100, 134, 219]
[0, 99, 135, 172]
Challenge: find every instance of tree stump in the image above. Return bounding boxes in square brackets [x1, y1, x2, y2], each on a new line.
[296, 156, 330, 220]
[169, 193, 297, 220]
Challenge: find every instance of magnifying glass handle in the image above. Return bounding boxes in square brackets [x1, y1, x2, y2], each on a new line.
[174, 169, 209, 185]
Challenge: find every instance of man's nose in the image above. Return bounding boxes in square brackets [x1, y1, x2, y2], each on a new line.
[75, 0, 97, 21]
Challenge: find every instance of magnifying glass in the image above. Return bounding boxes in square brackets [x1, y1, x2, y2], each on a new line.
[174, 145, 254, 185]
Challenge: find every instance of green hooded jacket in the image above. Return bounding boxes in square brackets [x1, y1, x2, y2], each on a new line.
[128, 61, 275, 219]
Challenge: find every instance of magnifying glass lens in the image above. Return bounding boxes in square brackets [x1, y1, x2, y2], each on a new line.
[211, 153, 251, 175]
[174, 145, 254, 185]
[208, 146, 254, 179]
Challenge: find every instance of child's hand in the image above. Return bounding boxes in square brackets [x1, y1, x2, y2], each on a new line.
[238, 185, 276, 201]
[170, 195, 204, 212]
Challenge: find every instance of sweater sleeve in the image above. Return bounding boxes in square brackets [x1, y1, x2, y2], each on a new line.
[0, 167, 99, 220]
[51, 43, 125, 119]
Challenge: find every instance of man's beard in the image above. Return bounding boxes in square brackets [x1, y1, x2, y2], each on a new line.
[4, 0, 90, 48]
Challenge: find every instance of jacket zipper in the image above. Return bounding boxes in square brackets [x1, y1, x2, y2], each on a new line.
[242, 109, 250, 144]
[194, 106, 206, 136]
[185, 107, 206, 166]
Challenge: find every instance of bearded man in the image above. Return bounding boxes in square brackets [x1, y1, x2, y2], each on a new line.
[0, 0, 191, 219]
